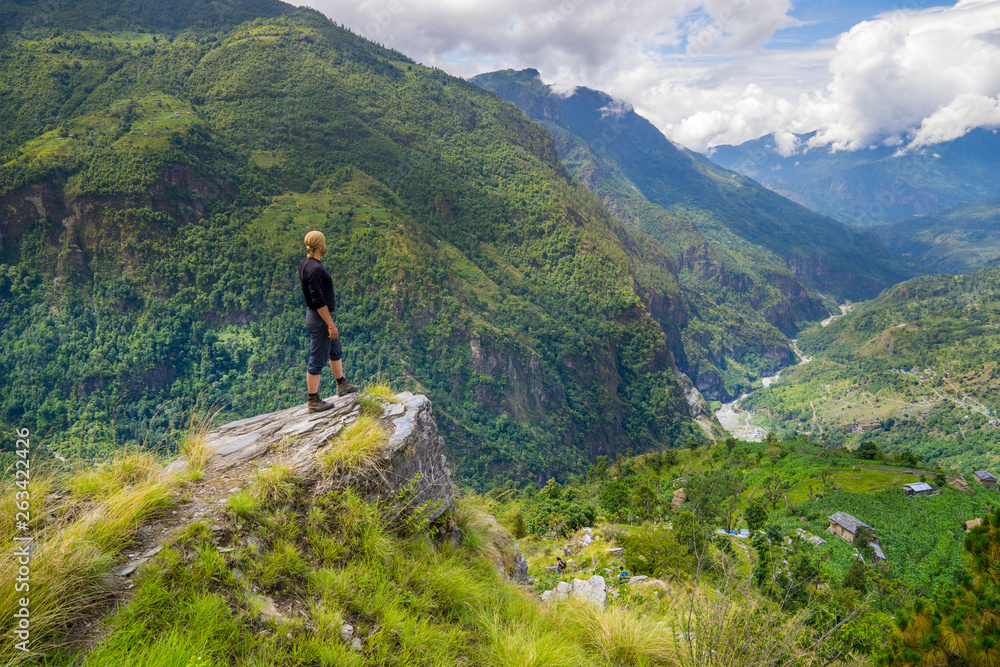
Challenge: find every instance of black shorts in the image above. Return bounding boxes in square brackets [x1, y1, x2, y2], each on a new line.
[306, 309, 343, 374]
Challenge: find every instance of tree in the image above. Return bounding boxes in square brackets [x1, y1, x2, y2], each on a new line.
[598, 480, 631, 521]
[673, 509, 709, 561]
[857, 440, 880, 460]
[622, 525, 688, 577]
[819, 468, 832, 492]
[587, 455, 609, 482]
[762, 472, 791, 510]
[745, 497, 768, 532]
[842, 558, 868, 594]
[632, 482, 660, 521]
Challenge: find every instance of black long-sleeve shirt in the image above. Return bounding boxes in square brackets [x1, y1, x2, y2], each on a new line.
[298, 257, 336, 311]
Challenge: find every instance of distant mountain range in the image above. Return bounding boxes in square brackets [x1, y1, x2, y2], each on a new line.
[872, 198, 1000, 274]
[709, 129, 1000, 227]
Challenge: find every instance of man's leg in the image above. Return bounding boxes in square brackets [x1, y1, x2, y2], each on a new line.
[329, 338, 358, 396]
[330, 359, 359, 396]
[307, 372, 321, 394]
[306, 319, 334, 412]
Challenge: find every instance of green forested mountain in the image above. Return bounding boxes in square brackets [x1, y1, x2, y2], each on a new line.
[741, 266, 1000, 470]
[872, 197, 1000, 273]
[471, 69, 924, 399]
[472, 70, 922, 304]
[0, 0, 731, 488]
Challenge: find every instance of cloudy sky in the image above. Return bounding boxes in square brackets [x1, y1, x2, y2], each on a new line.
[297, 0, 1000, 153]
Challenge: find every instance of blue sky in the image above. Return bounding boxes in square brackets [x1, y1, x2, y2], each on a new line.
[780, 0, 911, 46]
[299, 0, 1000, 152]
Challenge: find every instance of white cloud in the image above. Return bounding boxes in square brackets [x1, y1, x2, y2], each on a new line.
[299, 0, 1000, 152]
[802, 0, 1000, 150]
[910, 93, 1000, 146]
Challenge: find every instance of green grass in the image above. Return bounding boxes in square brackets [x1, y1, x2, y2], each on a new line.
[786, 466, 924, 502]
[0, 453, 179, 665]
[320, 416, 387, 473]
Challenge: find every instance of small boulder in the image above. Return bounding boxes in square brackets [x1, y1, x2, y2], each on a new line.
[571, 575, 608, 606]
[250, 594, 284, 623]
[340, 624, 355, 643]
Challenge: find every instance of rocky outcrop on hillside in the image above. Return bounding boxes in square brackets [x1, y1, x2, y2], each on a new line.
[541, 575, 608, 605]
[167, 391, 455, 522]
[116, 392, 536, 594]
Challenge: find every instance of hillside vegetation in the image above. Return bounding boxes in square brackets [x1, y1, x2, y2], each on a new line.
[472, 69, 924, 400]
[740, 266, 1000, 471]
[873, 197, 1000, 273]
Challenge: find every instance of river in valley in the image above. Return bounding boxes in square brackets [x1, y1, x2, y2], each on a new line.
[713, 310, 837, 441]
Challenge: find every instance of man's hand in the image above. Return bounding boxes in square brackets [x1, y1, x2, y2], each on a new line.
[328, 324, 339, 340]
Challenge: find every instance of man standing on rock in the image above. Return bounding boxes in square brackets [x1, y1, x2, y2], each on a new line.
[299, 230, 358, 412]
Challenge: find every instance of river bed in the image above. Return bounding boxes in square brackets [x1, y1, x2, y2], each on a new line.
[713, 324, 827, 441]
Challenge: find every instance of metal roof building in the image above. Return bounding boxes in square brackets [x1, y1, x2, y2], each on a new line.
[903, 482, 934, 496]
[974, 470, 998, 488]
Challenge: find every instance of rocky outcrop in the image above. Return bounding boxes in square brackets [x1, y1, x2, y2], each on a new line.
[675, 372, 713, 420]
[563, 527, 596, 556]
[167, 391, 455, 523]
[469, 511, 530, 583]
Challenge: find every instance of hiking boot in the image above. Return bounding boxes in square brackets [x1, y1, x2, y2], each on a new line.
[336, 378, 359, 397]
[307, 394, 334, 413]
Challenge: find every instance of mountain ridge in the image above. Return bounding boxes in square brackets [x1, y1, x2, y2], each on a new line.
[710, 128, 1000, 226]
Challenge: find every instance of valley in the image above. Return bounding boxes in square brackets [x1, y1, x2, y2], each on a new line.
[2, 2, 1000, 666]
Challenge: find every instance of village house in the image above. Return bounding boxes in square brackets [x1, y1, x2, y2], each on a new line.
[974, 470, 998, 489]
[828, 511, 876, 546]
[829, 512, 887, 561]
[902, 482, 934, 497]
